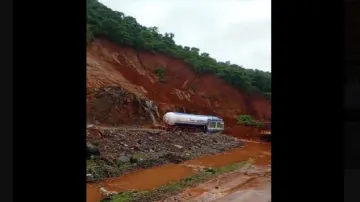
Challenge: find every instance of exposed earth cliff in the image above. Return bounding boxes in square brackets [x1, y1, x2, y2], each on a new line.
[86, 38, 271, 137]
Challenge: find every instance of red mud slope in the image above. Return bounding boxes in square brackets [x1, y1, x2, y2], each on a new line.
[86, 38, 271, 136]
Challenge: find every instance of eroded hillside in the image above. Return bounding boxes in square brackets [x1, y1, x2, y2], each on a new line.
[86, 38, 271, 132]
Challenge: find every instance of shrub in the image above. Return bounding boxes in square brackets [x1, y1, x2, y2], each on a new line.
[154, 67, 166, 83]
[236, 115, 265, 127]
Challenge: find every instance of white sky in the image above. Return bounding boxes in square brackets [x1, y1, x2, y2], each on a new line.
[99, 0, 271, 72]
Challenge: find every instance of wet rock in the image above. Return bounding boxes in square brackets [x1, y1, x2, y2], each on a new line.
[173, 144, 183, 149]
[130, 156, 139, 163]
[134, 144, 142, 151]
[86, 124, 94, 129]
[86, 173, 94, 181]
[99, 187, 118, 197]
[160, 153, 186, 163]
[191, 146, 198, 150]
[117, 156, 130, 164]
[87, 142, 100, 158]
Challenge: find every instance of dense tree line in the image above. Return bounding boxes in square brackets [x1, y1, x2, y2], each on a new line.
[87, 0, 271, 98]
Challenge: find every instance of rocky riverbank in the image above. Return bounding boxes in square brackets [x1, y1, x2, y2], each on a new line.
[86, 129, 245, 181]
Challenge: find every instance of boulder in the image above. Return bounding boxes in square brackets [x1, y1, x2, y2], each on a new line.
[87, 142, 100, 159]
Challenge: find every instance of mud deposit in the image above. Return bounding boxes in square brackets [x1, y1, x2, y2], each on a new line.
[87, 142, 270, 202]
[87, 129, 244, 180]
[165, 143, 271, 202]
[167, 161, 271, 202]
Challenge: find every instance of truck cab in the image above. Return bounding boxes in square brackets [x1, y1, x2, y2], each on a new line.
[206, 117, 225, 133]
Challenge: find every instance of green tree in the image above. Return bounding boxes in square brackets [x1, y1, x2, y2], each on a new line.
[86, 0, 271, 98]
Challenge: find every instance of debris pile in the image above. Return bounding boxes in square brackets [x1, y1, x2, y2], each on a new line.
[86, 129, 245, 180]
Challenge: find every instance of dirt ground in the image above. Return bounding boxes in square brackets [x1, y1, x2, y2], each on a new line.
[165, 148, 271, 202]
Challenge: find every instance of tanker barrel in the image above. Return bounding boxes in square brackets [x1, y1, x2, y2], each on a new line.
[163, 112, 217, 126]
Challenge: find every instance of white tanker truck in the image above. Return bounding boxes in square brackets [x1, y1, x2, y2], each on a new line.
[163, 112, 225, 133]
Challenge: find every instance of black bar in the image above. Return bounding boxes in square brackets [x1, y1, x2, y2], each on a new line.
[344, 122, 360, 169]
[344, 170, 360, 202]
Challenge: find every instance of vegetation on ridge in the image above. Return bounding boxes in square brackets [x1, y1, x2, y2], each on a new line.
[87, 0, 271, 97]
[236, 114, 264, 127]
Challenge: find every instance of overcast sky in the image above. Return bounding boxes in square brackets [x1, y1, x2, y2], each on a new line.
[99, 0, 271, 72]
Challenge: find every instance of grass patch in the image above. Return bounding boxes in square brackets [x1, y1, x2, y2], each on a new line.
[103, 159, 253, 202]
[154, 67, 167, 83]
[87, 159, 135, 180]
[134, 152, 147, 160]
[118, 163, 135, 173]
[87, 159, 100, 175]
[102, 191, 149, 202]
[236, 115, 265, 127]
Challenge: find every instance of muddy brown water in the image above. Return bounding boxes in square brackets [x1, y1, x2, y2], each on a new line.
[86, 142, 270, 202]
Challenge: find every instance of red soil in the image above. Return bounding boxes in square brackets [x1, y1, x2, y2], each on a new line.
[228, 125, 261, 139]
[86, 38, 271, 138]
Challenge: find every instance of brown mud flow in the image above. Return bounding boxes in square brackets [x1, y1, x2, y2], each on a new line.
[87, 164, 195, 202]
[86, 142, 270, 202]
